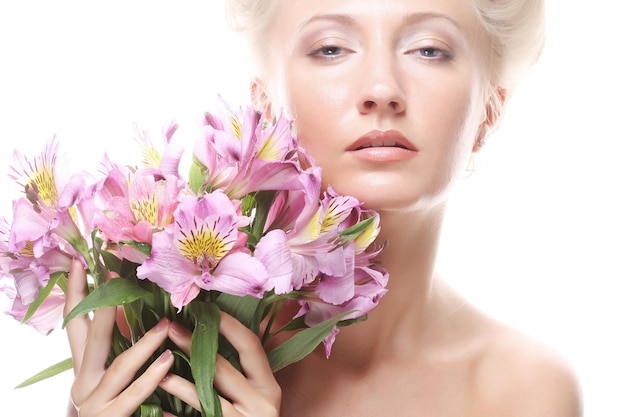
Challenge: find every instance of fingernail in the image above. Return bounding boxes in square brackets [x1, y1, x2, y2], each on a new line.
[69, 258, 83, 277]
[169, 321, 187, 337]
[153, 317, 170, 332]
[158, 349, 172, 364]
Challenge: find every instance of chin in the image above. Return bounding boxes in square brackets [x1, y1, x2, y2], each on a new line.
[329, 174, 453, 216]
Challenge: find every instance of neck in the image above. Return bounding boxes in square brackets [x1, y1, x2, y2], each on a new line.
[327, 204, 449, 363]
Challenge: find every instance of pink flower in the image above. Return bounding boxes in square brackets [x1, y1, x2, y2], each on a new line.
[1, 215, 68, 334]
[281, 189, 364, 294]
[194, 106, 303, 198]
[6, 248, 72, 306]
[134, 120, 184, 177]
[0, 217, 12, 277]
[137, 192, 269, 310]
[295, 260, 388, 357]
[8, 137, 92, 266]
[253, 229, 293, 294]
[92, 159, 184, 263]
[0, 276, 65, 335]
[284, 193, 387, 356]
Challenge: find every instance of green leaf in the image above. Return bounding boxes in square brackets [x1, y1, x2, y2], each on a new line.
[270, 315, 307, 335]
[120, 240, 152, 257]
[138, 404, 163, 417]
[63, 278, 152, 328]
[101, 249, 122, 274]
[189, 301, 222, 417]
[267, 310, 355, 372]
[248, 190, 278, 247]
[15, 357, 73, 388]
[214, 293, 264, 332]
[21, 271, 66, 326]
[189, 156, 208, 195]
[339, 216, 375, 240]
[330, 216, 376, 249]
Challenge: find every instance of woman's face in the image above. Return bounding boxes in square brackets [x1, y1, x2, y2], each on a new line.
[265, 0, 491, 212]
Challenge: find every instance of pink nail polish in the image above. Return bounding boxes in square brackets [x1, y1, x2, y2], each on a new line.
[158, 349, 172, 363]
[169, 321, 187, 337]
[153, 317, 170, 332]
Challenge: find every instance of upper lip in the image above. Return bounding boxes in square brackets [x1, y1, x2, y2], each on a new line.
[347, 130, 417, 151]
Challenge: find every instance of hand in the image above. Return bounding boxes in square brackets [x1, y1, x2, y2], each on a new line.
[64, 259, 175, 417]
[160, 312, 282, 417]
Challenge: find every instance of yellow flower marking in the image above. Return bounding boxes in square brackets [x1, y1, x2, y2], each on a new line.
[301, 210, 322, 240]
[177, 225, 229, 269]
[320, 201, 345, 235]
[130, 194, 159, 225]
[354, 217, 379, 251]
[230, 117, 242, 140]
[19, 241, 35, 257]
[29, 164, 58, 208]
[257, 134, 281, 161]
[141, 144, 162, 169]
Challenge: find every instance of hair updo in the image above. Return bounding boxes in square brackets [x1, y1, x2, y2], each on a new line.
[224, 0, 545, 91]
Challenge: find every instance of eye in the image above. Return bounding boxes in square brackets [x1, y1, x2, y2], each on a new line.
[308, 44, 351, 61]
[409, 46, 452, 61]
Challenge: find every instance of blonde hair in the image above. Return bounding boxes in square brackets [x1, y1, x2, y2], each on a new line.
[224, 0, 283, 82]
[474, 0, 545, 90]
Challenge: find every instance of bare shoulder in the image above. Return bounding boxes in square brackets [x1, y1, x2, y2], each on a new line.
[475, 321, 583, 417]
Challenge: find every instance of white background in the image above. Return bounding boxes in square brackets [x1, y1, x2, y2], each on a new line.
[0, 1, 624, 415]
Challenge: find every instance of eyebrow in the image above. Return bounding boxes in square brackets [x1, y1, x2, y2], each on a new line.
[401, 12, 463, 32]
[296, 13, 356, 33]
[297, 11, 463, 33]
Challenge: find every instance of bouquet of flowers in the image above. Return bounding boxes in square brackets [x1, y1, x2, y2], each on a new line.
[0, 102, 388, 417]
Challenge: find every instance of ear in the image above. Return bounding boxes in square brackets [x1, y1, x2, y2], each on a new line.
[473, 87, 507, 152]
[250, 78, 273, 119]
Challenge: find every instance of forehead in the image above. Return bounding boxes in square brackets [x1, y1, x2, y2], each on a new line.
[272, 0, 482, 35]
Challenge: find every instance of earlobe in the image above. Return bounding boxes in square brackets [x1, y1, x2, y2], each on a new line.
[473, 87, 507, 152]
[250, 79, 273, 119]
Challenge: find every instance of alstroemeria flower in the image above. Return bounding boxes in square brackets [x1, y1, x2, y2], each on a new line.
[137, 191, 269, 310]
[0, 217, 12, 277]
[1, 212, 70, 334]
[93, 159, 184, 262]
[0, 276, 65, 335]
[282, 189, 365, 296]
[8, 248, 73, 305]
[194, 106, 303, 198]
[134, 120, 183, 177]
[296, 260, 389, 357]
[8, 137, 91, 265]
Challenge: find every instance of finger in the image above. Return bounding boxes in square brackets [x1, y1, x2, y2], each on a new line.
[64, 258, 91, 373]
[213, 354, 258, 404]
[72, 305, 117, 404]
[159, 373, 246, 416]
[159, 373, 201, 411]
[218, 313, 281, 412]
[111, 349, 175, 416]
[91, 318, 171, 403]
[168, 321, 192, 356]
[219, 312, 277, 390]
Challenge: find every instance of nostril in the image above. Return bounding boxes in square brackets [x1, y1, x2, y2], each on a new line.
[364, 100, 376, 109]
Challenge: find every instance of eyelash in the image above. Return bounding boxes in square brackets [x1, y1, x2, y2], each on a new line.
[308, 44, 350, 61]
[410, 46, 452, 61]
[307, 44, 452, 62]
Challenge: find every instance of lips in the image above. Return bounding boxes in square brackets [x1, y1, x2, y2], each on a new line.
[347, 130, 417, 152]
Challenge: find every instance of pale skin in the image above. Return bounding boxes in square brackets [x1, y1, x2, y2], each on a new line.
[65, 0, 583, 416]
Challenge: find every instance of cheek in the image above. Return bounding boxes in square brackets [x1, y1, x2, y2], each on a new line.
[284, 70, 352, 147]
[424, 76, 481, 147]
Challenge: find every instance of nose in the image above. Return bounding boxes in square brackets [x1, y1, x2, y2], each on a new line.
[357, 54, 407, 116]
